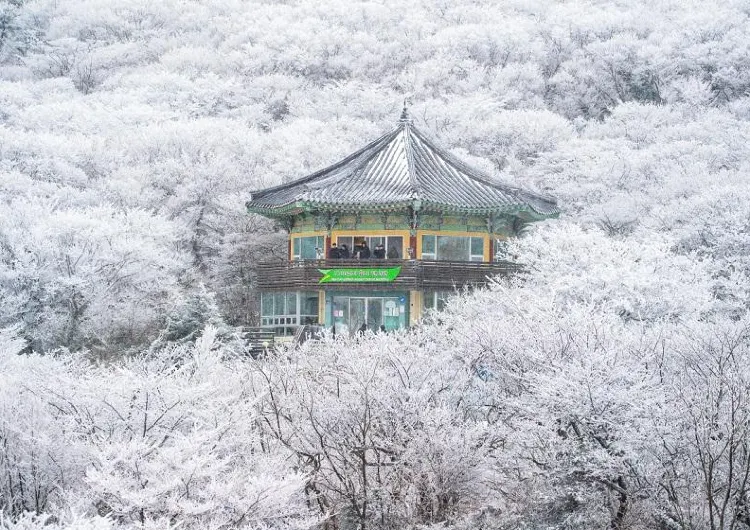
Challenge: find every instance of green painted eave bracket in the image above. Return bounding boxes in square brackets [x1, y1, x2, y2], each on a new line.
[248, 200, 559, 222]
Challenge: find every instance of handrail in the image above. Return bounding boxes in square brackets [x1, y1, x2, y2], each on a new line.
[255, 258, 521, 291]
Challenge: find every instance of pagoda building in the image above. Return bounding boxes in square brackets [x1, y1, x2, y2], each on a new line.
[246, 109, 558, 337]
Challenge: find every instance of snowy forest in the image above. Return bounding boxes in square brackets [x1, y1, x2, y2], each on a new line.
[2, 0, 750, 528]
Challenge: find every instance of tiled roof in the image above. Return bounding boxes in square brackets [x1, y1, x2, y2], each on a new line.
[247, 113, 558, 219]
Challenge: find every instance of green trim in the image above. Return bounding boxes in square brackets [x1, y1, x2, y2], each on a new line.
[318, 267, 402, 284]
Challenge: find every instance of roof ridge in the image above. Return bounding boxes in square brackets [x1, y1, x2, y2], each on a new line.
[402, 122, 422, 200]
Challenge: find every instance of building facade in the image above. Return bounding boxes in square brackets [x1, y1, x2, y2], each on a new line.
[246, 109, 558, 336]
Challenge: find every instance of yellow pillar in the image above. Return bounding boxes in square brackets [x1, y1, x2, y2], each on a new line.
[318, 290, 326, 324]
[409, 290, 422, 326]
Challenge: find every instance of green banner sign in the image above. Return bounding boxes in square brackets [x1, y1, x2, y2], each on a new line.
[318, 266, 402, 284]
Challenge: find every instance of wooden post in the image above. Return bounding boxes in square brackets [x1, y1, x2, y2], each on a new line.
[409, 234, 417, 259]
[488, 236, 494, 263]
[325, 233, 332, 260]
[318, 290, 326, 325]
[409, 290, 422, 325]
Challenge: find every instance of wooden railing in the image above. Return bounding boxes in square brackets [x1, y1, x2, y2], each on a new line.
[241, 327, 275, 357]
[255, 259, 522, 291]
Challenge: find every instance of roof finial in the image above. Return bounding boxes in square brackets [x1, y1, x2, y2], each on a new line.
[399, 98, 412, 124]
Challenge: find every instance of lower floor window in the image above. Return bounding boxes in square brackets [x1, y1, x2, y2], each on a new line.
[331, 294, 407, 336]
[261, 291, 319, 334]
[423, 291, 451, 312]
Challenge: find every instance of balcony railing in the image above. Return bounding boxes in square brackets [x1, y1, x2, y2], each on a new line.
[255, 259, 522, 291]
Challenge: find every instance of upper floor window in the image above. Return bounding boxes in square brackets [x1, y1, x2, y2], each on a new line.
[335, 235, 403, 259]
[292, 236, 324, 260]
[421, 235, 484, 262]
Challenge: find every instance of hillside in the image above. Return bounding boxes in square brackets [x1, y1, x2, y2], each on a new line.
[1, 0, 750, 528]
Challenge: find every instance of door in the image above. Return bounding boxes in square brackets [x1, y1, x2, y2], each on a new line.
[366, 298, 383, 332]
[332, 295, 404, 336]
[383, 298, 400, 331]
[349, 298, 366, 335]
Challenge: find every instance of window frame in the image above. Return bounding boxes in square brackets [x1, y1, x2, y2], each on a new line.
[292, 236, 324, 260]
[421, 235, 485, 262]
[260, 291, 319, 331]
[335, 235, 403, 259]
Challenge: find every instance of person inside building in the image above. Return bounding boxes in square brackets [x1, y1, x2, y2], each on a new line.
[339, 244, 350, 259]
[358, 240, 371, 259]
[373, 243, 385, 259]
[387, 245, 400, 259]
[328, 242, 339, 259]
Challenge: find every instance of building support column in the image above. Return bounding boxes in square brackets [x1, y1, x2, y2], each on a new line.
[318, 290, 326, 325]
[409, 234, 417, 259]
[324, 233, 331, 260]
[409, 290, 422, 326]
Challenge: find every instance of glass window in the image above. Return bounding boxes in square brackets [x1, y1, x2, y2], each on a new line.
[352, 237, 370, 259]
[422, 235, 436, 254]
[421, 235, 485, 261]
[293, 236, 324, 260]
[300, 292, 318, 316]
[273, 293, 285, 315]
[386, 236, 402, 259]
[336, 236, 353, 249]
[261, 292, 319, 333]
[261, 294, 273, 316]
[470, 237, 484, 262]
[286, 293, 297, 315]
[349, 298, 366, 333]
[336, 237, 353, 258]
[421, 235, 436, 259]
[332, 296, 349, 336]
[437, 236, 469, 261]
[423, 291, 451, 312]
[367, 298, 383, 331]
[423, 292, 435, 311]
[335, 236, 403, 259]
